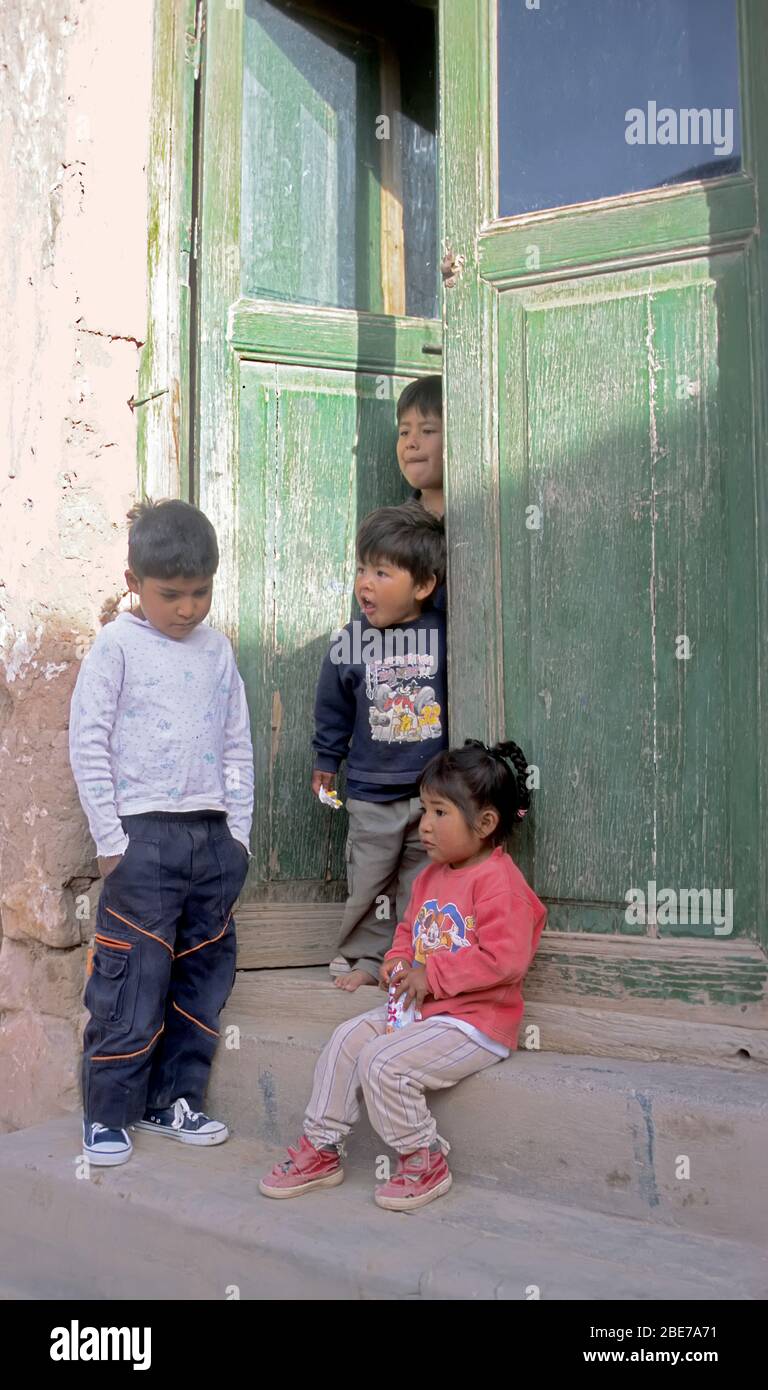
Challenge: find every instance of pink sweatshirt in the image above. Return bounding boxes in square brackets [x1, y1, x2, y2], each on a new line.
[384, 846, 547, 1049]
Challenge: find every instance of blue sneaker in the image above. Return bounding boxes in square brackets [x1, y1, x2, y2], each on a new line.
[133, 1097, 229, 1146]
[82, 1120, 133, 1167]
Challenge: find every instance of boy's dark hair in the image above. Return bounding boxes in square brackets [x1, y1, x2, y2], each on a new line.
[396, 374, 442, 422]
[127, 499, 219, 580]
[419, 739, 532, 847]
[356, 501, 445, 591]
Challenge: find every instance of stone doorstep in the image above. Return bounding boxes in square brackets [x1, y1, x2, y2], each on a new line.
[0, 1118, 766, 1301]
[204, 971, 768, 1248]
[225, 965, 768, 1067]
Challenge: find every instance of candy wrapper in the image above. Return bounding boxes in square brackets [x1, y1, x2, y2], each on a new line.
[386, 960, 421, 1033]
[318, 786, 342, 810]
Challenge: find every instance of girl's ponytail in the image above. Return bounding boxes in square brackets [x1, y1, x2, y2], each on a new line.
[421, 736, 534, 846]
[488, 740, 530, 820]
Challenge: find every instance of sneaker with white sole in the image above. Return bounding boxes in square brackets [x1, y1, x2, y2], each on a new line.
[82, 1120, 133, 1167]
[259, 1135, 345, 1198]
[374, 1142, 452, 1211]
[133, 1097, 229, 1145]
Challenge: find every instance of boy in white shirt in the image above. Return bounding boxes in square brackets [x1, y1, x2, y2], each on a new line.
[69, 499, 254, 1166]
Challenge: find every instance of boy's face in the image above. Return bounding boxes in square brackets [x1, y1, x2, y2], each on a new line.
[355, 558, 435, 628]
[396, 408, 443, 495]
[125, 570, 214, 640]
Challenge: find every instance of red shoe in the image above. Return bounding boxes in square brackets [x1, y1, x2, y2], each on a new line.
[258, 1135, 344, 1199]
[374, 1146, 452, 1212]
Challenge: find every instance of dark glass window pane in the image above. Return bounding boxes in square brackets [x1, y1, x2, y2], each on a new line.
[498, 0, 741, 218]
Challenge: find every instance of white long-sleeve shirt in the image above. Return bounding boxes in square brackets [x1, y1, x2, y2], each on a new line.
[69, 612, 254, 858]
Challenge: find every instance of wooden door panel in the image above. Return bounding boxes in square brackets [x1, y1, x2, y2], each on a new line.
[241, 0, 382, 311]
[237, 362, 414, 897]
[525, 291, 655, 906]
[652, 278, 728, 895]
[501, 289, 655, 911]
[240, 0, 438, 319]
[499, 259, 756, 935]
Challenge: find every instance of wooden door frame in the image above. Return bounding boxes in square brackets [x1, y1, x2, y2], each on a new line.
[136, 0, 768, 1029]
[137, 0, 199, 505]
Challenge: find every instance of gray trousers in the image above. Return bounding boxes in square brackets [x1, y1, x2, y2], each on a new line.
[336, 796, 427, 978]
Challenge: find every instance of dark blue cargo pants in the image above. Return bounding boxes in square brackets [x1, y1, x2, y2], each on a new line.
[82, 810, 249, 1129]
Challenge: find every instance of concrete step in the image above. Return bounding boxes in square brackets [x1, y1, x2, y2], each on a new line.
[207, 968, 768, 1247]
[0, 1118, 765, 1301]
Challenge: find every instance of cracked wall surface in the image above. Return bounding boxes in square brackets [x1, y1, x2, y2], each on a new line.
[0, 0, 153, 1131]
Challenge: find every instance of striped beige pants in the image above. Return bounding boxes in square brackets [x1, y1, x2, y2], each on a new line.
[303, 1004, 500, 1154]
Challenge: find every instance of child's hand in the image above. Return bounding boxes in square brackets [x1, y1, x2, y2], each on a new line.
[312, 770, 336, 797]
[392, 963, 429, 1008]
[379, 957, 406, 990]
[98, 854, 124, 879]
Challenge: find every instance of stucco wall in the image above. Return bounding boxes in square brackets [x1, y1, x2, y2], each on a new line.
[0, 0, 153, 1130]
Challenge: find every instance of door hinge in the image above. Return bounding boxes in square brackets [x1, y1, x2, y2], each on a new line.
[441, 246, 465, 289]
[128, 387, 169, 412]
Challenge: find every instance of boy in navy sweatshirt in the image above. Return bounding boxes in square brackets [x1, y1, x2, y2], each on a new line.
[313, 503, 447, 991]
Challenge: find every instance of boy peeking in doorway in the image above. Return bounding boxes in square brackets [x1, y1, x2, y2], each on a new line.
[396, 375, 445, 613]
[396, 372, 444, 510]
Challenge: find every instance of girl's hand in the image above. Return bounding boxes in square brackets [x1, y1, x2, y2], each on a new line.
[392, 963, 429, 1007]
[312, 769, 336, 796]
[379, 957, 407, 990]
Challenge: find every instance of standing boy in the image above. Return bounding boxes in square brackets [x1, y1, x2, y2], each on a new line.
[313, 502, 447, 991]
[69, 499, 254, 1166]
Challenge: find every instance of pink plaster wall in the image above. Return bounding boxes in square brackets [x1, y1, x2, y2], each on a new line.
[0, 0, 153, 1130]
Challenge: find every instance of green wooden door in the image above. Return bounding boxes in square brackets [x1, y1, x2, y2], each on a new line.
[441, 0, 768, 966]
[195, 0, 441, 920]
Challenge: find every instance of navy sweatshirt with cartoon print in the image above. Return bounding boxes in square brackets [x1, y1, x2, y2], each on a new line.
[312, 609, 448, 801]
